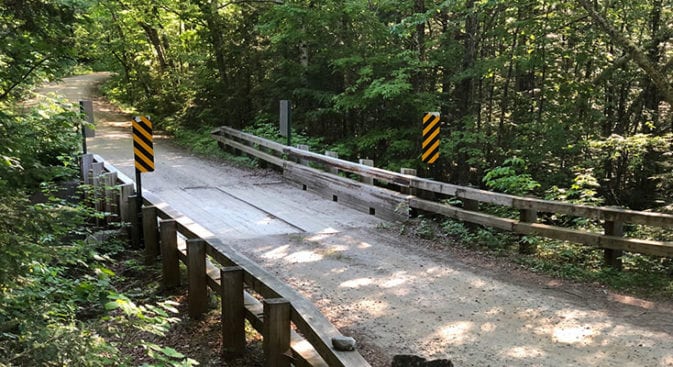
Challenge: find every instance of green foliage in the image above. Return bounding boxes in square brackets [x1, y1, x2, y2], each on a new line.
[82, 0, 673, 209]
[0, 0, 83, 100]
[244, 121, 326, 151]
[0, 98, 81, 191]
[483, 156, 541, 195]
[330, 127, 418, 172]
[517, 238, 673, 297]
[0, 194, 197, 366]
[170, 127, 256, 167]
[437, 218, 673, 297]
[441, 218, 515, 253]
[0, 93, 194, 366]
[584, 134, 673, 208]
[545, 169, 605, 207]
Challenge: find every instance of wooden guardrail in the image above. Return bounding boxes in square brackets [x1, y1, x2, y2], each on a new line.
[211, 126, 673, 268]
[80, 153, 370, 367]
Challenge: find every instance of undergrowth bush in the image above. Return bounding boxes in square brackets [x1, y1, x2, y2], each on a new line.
[0, 97, 197, 366]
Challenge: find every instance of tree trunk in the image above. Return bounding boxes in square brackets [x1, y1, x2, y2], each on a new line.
[452, 0, 478, 185]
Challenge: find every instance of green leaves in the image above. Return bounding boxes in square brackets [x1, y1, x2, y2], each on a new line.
[0, 0, 82, 100]
[142, 342, 199, 367]
[483, 156, 541, 195]
[0, 97, 80, 192]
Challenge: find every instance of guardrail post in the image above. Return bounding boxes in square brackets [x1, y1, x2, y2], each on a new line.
[263, 298, 291, 367]
[400, 168, 417, 195]
[103, 172, 118, 224]
[325, 151, 339, 175]
[518, 208, 538, 254]
[91, 162, 105, 217]
[359, 159, 374, 185]
[214, 127, 228, 152]
[603, 221, 624, 270]
[462, 197, 479, 212]
[128, 195, 141, 248]
[119, 183, 134, 223]
[142, 206, 159, 264]
[80, 154, 93, 183]
[297, 144, 309, 166]
[221, 266, 245, 359]
[461, 193, 479, 230]
[187, 239, 208, 319]
[159, 219, 180, 289]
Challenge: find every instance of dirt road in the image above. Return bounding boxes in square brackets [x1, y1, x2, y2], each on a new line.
[38, 73, 673, 367]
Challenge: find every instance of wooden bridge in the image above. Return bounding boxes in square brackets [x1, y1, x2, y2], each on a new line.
[79, 125, 673, 367]
[81, 154, 370, 367]
[211, 126, 673, 268]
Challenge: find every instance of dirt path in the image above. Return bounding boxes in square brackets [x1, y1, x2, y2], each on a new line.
[40, 73, 673, 367]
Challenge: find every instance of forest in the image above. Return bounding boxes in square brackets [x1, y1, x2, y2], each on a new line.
[1, 0, 673, 365]
[3, 0, 673, 210]
[74, 0, 673, 212]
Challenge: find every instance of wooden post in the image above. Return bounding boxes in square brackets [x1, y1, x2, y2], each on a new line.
[187, 239, 208, 319]
[119, 183, 134, 223]
[128, 195, 141, 248]
[518, 208, 538, 254]
[460, 190, 479, 230]
[92, 162, 105, 216]
[297, 144, 309, 166]
[325, 151, 339, 175]
[604, 221, 624, 270]
[80, 154, 93, 183]
[103, 172, 117, 224]
[263, 298, 291, 367]
[159, 219, 180, 289]
[359, 159, 374, 185]
[221, 266, 245, 359]
[462, 198, 479, 212]
[400, 168, 418, 218]
[142, 206, 159, 265]
[400, 168, 417, 195]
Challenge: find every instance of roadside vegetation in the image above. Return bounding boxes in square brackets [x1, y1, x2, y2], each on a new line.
[2, 1, 673, 365]
[1, 3, 213, 365]
[0, 94, 210, 365]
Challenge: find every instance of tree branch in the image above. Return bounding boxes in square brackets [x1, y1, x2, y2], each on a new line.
[217, 0, 283, 10]
[576, 0, 673, 106]
[0, 57, 49, 101]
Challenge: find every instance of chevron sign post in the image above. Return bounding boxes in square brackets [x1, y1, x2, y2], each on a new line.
[422, 112, 440, 164]
[130, 116, 155, 248]
[132, 116, 155, 173]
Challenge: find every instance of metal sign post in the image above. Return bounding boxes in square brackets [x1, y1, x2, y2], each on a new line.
[279, 100, 291, 146]
[131, 115, 155, 248]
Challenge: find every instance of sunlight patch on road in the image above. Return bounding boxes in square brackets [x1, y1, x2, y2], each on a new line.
[500, 345, 546, 359]
[553, 326, 596, 344]
[438, 321, 475, 345]
[352, 298, 388, 318]
[284, 250, 324, 263]
[480, 322, 497, 333]
[551, 309, 603, 345]
[262, 244, 290, 260]
[469, 279, 487, 288]
[380, 271, 413, 288]
[357, 242, 372, 249]
[340, 277, 373, 288]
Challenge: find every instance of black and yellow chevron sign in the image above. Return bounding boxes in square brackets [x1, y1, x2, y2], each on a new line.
[132, 116, 155, 173]
[422, 112, 440, 164]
